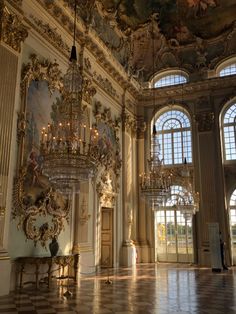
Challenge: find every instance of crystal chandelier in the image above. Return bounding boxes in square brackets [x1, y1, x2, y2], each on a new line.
[176, 159, 200, 219]
[140, 125, 172, 207]
[40, 1, 99, 193]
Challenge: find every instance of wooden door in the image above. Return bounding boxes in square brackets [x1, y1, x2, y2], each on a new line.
[101, 208, 113, 267]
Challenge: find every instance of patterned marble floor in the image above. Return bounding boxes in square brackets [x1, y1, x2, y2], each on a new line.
[0, 263, 236, 314]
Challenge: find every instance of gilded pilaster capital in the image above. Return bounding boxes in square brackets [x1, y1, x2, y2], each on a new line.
[136, 117, 146, 139]
[122, 111, 137, 135]
[194, 111, 215, 132]
[0, 4, 28, 53]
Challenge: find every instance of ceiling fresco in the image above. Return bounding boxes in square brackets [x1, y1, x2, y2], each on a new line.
[67, 0, 236, 81]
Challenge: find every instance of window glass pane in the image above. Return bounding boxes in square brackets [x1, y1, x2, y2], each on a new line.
[155, 74, 187, 88]
[155, 109, 192, 166]
[223, 104, 236, 161]
[220, 63, 236, 77]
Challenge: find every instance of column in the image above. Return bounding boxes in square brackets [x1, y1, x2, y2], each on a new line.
[121, 109, 137, 266]
[0, 1, 28, 295]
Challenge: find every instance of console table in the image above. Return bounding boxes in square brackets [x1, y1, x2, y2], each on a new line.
[16, 254, 79, 289]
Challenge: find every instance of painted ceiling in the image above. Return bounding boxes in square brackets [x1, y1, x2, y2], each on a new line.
[73, 0, 236, 81]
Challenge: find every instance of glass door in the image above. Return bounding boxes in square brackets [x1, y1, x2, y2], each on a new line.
[155, 209, 193, 263]
[229, 209, 236, 265]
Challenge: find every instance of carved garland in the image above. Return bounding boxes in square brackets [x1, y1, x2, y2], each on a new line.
[12, 54, 70, 248]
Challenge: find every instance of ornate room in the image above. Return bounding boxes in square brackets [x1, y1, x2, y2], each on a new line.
[0, 0, 236, 312]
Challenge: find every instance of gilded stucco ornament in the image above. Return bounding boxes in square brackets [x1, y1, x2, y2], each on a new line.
[13, 54, 70, 247]
[93, 101, 121, 204]
[0, 5, 28, 53]
[96, 171, 117, 207]
[20, 54, 63, 92]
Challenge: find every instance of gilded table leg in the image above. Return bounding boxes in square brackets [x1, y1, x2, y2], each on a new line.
[19, 264, 24, 289]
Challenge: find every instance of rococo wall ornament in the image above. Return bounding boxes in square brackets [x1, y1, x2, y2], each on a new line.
[12, 54, 70, 248]
[93, 100, 121, 176]
[93, 101, 121, 205]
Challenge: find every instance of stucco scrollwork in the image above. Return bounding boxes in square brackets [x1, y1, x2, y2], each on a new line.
[93, 100, 121, 176]
[13, 54, 70, 247]
[0, 5, 28, 53]
[93, 101, 121, 205]
[21, 54, 63, 92]
[96, 171, 117, 207]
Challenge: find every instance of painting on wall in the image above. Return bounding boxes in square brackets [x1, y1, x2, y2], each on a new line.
[97, 121, 117, 162]
[13, 55, 70, 248]
[23, 80, 60, 205]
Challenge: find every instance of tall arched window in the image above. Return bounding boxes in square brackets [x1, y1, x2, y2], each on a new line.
[154, 109, 192, 165]
[222, 102, 236, 161]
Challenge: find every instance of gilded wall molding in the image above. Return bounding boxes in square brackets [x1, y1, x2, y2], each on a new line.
[0, 5, 28, 53]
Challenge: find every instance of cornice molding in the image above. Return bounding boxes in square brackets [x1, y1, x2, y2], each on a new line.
[140, 75, 236, 105]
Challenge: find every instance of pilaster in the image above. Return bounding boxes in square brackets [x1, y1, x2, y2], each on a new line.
[0, 1, 28, 295]
[194, 101, 226, 266]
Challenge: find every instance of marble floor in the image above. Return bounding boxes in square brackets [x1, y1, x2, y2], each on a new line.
[0, 263, 236, 314]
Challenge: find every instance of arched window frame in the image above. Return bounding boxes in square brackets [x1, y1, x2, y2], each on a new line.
[221, 98, 236, 163]
[150, 69, 189, 89]
[216, 56, 236, 77]
[152, 106, 192, 166]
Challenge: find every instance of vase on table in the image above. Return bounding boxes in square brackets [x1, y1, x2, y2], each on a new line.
[49, 237, 59, 257]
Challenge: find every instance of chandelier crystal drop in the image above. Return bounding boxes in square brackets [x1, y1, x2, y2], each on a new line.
[40, 1, 100, 194]
[140, 125, 172, 207]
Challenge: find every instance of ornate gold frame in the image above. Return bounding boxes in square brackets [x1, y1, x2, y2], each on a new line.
[12, 54, 70, 248]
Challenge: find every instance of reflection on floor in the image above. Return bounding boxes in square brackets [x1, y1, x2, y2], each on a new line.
[0, 263, 235, 313]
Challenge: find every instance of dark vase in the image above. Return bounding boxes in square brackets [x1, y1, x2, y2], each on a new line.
[49, 237, 59, 257]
